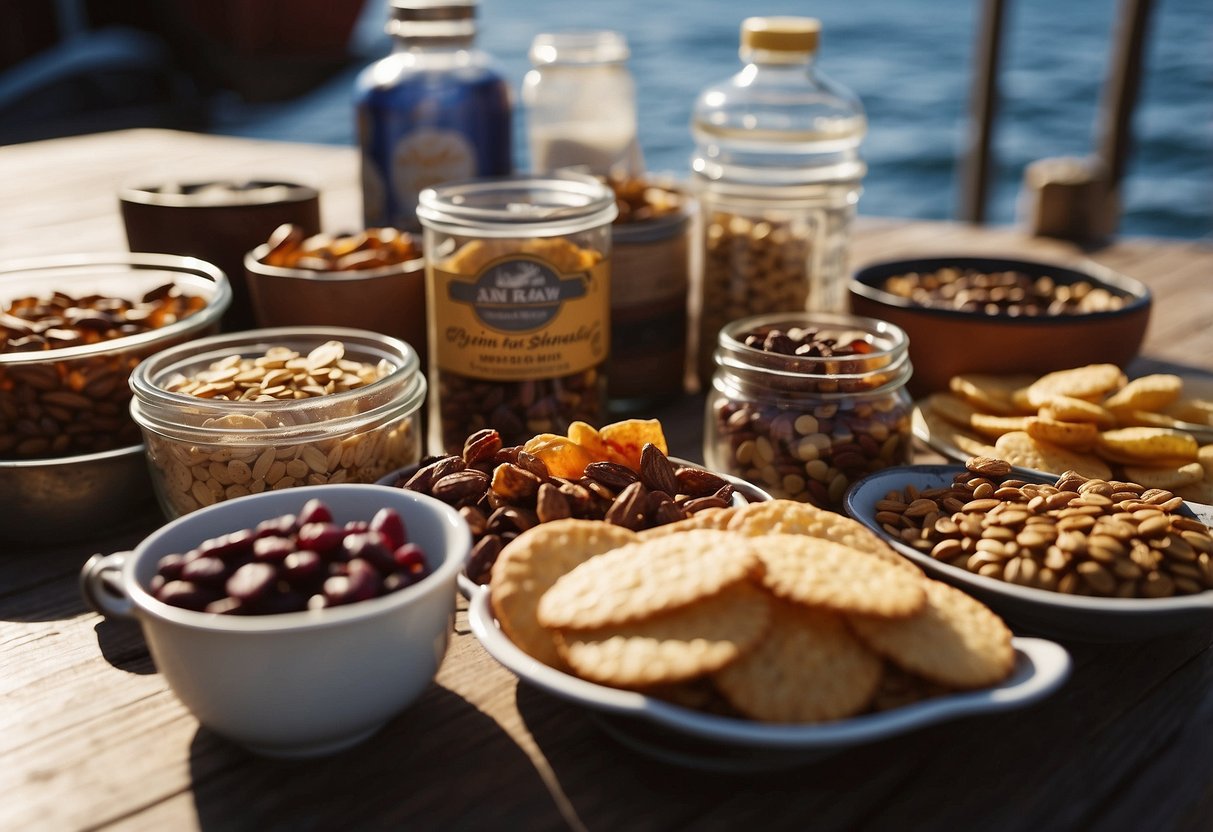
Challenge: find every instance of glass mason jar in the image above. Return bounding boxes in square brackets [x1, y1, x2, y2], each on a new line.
[130, 326, 425, 519]
[416, 173, 617, 453]
[704, 312, 912, 510]
[690, 16, 867, 387]
[522, 30, 643, 179]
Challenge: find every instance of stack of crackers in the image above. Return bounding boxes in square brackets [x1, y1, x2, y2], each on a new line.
[488, 501, 1016, 724]
[922, 364, 1213, 504]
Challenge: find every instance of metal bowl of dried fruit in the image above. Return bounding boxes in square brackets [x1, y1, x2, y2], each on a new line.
[848, 256, 1151, 396]
[0, 252, 231, 544]
[844, 463, 1213, 641]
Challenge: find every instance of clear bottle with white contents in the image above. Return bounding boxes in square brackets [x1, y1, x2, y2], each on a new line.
[522, 30, 644, 178]
[691, 16, 867, 386]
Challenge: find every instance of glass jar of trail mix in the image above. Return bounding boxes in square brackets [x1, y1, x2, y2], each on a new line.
[417, 173, 616, 453]
[704, 313, 912, 510]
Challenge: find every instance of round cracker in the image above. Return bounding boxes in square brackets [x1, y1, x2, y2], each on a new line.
[636, 507, 737, 540]
[969, 413, 1031, 439]
[1026, 364, 1127, 407]
[537, 530, 761, 631]
[1123, 461, 1205, 491]
[1038, 395, 1117, 428]
[994, 431, 1113, 479]
[928, 392, 978, 427]
[1096, 427, 1199, 462]
[1024, 415, 1099, 450]
[847, 580, 1015, 689]
[948, 373, 1036, 415]
[713, 600, 882, 723]
[555, 582, 771, 688]
[754, 534, 926, 618]
[489, 520, 640, 668]
[1102, 373, 1182, 412]
[727, 500, 921, 575]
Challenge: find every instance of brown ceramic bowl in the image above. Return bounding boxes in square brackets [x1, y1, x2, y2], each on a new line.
[848, 256, 1151, 396]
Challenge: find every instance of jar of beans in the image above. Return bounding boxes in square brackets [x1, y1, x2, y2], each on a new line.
[417, 173, 616, 454]
[129, 327, 425, 519]
[704, 313, 912, 510]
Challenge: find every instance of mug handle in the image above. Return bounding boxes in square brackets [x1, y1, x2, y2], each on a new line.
[80, 552, 136, 619]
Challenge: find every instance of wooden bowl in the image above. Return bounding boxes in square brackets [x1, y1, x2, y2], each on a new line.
[848, 256, 1151, 396]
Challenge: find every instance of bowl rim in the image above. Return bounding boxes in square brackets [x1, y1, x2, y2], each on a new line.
[849, 255, 1151, 324]
[122, 484, 471, 634]
[244, 243, 425, 282]
[0, 252, 232, 364]
[0, 442, 144, 470]
[118, 179, 320, 209]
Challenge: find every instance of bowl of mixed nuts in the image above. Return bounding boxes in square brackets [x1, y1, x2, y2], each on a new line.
[0, 252, 231, 543]
[844, 457, 1213, 641]
[848, 256, 1151, 395]
[377, 418, 771, 596]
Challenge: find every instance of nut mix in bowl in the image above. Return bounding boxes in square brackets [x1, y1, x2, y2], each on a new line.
[704, 312, 914, 510]
[0, 253, 230, 459]
[244, 224, 428, 365]
[129, 327, 424, 519]
[848, 256, 1151, 395]
[382, 418, 765, 586]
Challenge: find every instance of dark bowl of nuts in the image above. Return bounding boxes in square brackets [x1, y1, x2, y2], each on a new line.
[849, 256, 1151, 395]
[844, 459, 1213, 641]
[0, 252, 231, 543]
[79, 484, 471, 758]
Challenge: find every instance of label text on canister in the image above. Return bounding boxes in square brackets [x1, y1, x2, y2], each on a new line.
[433, 254, 608, 380]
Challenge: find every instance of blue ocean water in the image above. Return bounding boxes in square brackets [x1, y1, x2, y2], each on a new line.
[213, 0, 1212, 239]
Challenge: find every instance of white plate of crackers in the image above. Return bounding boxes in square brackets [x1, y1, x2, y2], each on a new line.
[845, 463, 1213, 642]
[913, 365, 1213, 507]
[467, 507, 1071, 769]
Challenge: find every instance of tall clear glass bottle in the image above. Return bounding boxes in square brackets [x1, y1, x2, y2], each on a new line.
[356, 0, 513, 232]
[691, 16, 867, 386]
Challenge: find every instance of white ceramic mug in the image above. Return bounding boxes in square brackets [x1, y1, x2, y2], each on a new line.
[81, 484, 470, 758]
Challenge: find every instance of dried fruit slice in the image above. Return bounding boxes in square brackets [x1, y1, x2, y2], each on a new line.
[597, 418, 668, 470]
[522, 433, 596, 479]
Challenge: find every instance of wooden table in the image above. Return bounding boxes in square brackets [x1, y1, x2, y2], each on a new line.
[2, 130, 1211, 831]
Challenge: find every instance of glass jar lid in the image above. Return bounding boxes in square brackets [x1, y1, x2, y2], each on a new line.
[416, 173, 618, 238]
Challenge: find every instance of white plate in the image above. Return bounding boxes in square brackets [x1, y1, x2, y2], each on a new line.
[844, 464, 1213, 642]
[467, 586, 1070, 769]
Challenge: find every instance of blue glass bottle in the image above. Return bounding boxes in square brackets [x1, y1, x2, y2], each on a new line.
[356, 0, 513, 232]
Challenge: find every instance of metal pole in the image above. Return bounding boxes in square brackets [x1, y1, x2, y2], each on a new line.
[958, 0, 1008, 225]
[1094, 0, 1155, 233]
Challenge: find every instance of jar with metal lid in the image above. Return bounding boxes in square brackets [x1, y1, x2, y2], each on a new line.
[704, 312, 912, 510]
[691, 16, 867, 386]
[416, 173, 616, 453]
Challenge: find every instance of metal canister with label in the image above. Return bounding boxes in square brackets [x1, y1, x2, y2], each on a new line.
[416, 174, 617, 453]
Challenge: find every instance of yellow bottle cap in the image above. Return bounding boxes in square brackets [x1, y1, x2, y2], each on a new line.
[740, 16, 820, 53]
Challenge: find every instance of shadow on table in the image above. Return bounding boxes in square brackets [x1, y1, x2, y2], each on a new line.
[93, 618, 155, 675]
[184, 682, 569, 831]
